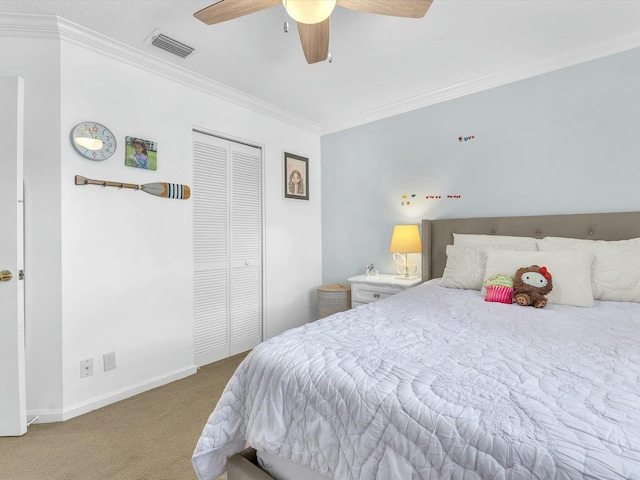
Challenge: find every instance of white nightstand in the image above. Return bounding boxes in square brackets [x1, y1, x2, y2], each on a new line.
[347, 274, 421, 308]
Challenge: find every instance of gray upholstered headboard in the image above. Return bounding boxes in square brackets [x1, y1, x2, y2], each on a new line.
[421, 211, 640, 282]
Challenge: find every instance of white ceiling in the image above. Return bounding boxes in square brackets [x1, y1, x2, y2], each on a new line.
[2, 0, 640, 133]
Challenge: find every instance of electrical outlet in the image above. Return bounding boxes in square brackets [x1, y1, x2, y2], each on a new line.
[80, 359, 93, 378]
[103, 351, 116, 372]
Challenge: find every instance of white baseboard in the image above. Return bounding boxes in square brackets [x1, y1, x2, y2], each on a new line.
[28, 364, 197, 423]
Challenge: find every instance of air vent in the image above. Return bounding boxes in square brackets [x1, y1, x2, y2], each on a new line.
[145, 29, 194, 59]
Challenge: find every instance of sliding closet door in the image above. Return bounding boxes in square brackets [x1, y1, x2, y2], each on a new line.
[193, 131, 263, 366]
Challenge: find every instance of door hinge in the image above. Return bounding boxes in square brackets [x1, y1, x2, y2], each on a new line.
[19, 270, 24, 280]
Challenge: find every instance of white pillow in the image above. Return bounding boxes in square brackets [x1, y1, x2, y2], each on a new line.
[441, 243, 537, 290]
[453, 233, 538, 250]
[537, 237, 640, 302]
[483, 250, 595, 307]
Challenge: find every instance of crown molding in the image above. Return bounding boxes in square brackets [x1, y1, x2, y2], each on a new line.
[321, 28, 640, 135]
[0, 12, 59, 39]
[0, 13, 321, 136]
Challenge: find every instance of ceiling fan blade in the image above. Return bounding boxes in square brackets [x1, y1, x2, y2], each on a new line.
[298, 18, 330, 64]
[194, 0, 281, 25]
[336, 0, 432, 18]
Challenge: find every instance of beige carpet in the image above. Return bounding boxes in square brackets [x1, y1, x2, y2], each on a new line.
[0, 352, 248, 480]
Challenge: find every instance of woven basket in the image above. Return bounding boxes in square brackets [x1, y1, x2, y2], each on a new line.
[317, 284, 351, 319]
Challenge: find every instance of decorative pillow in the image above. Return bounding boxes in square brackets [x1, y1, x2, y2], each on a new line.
[441, 243, 537, 290]
[453, 233, 538, 250]
[483, 250, 594, 307]
[537, 237, 640, 302]
[483, 274, 514, 304]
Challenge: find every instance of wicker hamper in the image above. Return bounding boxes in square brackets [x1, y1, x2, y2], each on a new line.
[317, 283, 351, 319]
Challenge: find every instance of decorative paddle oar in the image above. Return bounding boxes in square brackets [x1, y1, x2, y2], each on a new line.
[75, 175, 190, 200]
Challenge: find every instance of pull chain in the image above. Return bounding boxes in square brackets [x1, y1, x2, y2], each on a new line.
[283, 0, 289, 32]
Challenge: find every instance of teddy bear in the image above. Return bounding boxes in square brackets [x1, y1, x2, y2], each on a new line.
[512, 265, 553, 308]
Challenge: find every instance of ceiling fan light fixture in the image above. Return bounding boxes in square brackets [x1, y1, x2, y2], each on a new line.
[283, 0, 336, 24]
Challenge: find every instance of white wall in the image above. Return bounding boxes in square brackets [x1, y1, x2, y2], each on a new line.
[1, 14, 322, 421]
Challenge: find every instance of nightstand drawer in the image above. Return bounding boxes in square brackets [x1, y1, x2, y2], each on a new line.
[347, 274, 421, 308]
[352, 284, 400, 304]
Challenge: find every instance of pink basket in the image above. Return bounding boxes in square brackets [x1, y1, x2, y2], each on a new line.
[485, 286, 514, 304]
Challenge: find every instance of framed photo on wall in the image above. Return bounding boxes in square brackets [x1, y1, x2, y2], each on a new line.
[125, 136, 157, 170]
[284, 152, 309, 200]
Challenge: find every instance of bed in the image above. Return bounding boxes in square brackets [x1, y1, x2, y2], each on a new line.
[193, 211, 640, 480]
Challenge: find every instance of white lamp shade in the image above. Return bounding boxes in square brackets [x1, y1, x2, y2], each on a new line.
[389, 224, 422, 253]
[282, 0, 336, 24]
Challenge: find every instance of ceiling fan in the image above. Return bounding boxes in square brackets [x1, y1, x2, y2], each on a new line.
[194, 0, 433, 64]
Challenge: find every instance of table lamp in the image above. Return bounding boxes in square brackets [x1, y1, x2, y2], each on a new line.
[389, 224, 422, 279]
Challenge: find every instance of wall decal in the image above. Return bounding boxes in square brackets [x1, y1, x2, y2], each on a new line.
[401, 194, 417, 206]
[400, 193, 461, 205]
[458, 135, 475, 142]
[400, 193, 462, 207]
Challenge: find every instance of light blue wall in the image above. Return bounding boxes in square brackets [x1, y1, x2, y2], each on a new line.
[321, 47, 640, 284]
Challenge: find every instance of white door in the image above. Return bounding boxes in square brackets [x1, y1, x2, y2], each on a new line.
[193, 131, 263, 366]
[229, 143, 262, 355]
[193, 133, 230, 366]
[0, 76, 26, 436]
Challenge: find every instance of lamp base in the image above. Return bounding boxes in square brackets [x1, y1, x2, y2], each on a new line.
[394, 274, 420, 281]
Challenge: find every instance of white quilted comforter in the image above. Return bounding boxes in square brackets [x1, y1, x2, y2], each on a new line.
[192, 280, 640, 479]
